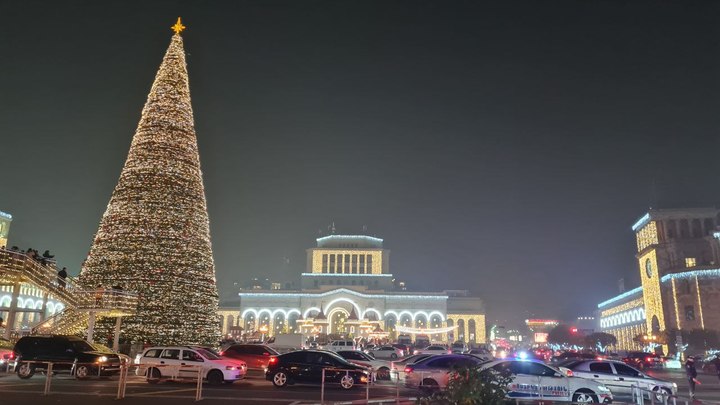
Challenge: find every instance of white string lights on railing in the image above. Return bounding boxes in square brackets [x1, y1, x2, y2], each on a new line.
[78, 23, 220, 346]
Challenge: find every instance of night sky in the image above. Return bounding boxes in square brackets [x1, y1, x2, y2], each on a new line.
[2, 1, 720, 329]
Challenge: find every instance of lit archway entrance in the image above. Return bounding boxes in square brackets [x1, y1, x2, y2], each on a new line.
[329, 308, 350, 335]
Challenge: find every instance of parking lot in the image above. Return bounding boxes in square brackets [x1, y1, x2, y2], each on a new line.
[0, 367, 417, 404]
[2, 365, 720, 404]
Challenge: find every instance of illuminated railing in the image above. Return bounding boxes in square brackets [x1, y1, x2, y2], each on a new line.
[0, 248, 139, 335]
[0, 248, 81, 306]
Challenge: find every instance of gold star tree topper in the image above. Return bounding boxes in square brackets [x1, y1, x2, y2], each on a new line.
[171, 17, 186, 35]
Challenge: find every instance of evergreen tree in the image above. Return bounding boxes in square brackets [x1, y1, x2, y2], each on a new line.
[80, 21, 220, 345]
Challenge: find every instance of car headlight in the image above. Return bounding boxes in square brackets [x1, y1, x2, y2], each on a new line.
[97, 356, 108, 363]
[672, 382, 677, 389]
[226, 366, 237, 371]
[597, 385, 611, 392]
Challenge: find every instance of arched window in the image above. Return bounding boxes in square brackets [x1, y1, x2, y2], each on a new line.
[703, 218, 715, 235]
[692, 219, 702, 238]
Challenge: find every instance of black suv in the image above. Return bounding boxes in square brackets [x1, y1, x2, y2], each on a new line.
[13, 335, 121, 379]
[266, 349, 368, 389]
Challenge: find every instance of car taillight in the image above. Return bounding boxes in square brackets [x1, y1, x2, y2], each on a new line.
[9, 352, 15, 359]
[565, 370, 574, 377]
[219, 351, 225, 356]
[646, 358, 652, 363]
[404, 366, 413, 374]
[596, 356, 604, 360]
[269, 356, 278, 365]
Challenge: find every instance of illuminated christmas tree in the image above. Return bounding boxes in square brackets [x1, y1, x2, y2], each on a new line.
[80, 19, 221, 345]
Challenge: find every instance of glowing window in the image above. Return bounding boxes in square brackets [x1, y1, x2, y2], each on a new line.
[685, 258, 696, 268]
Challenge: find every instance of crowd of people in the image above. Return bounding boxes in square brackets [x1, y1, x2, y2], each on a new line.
[2, 245, 68, 289]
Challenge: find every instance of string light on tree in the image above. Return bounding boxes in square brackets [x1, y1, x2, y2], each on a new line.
[79, 19, 220, 345]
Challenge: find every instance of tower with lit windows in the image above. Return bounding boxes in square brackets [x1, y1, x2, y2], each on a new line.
[599, 208, 720, 351]
[0, 211, 11, 248]
[302, 235, 392, 290]
[633, 208, 720, 334]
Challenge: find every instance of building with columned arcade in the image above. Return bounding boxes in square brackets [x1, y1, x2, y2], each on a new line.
[218, 234, 486, 345]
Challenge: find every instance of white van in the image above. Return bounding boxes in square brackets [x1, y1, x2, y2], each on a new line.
[265, 333, 306, 353]
[324, 340, 356, 352]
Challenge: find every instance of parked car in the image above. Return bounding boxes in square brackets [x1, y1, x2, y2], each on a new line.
[450, 341, 467, 353]
[661, 357, 682, 369]
[134, 346, 246, 385]
[323, 340, 356, 352]
[550, 351, 599, 364]
[557, 359, 676, 401]
[266, 349, 369, 389]
[0, 337, 15, 368]
[367, 345, 404, 359]
[467, 347, 493, 361]
[220, 344, 279, 370]
[88, 342, 131, 365]
[414, 345, 450, 355]
[336, 350, 392, 380]
[622, 352, 663, 370]
[482, 359, 613, 403]
[13, 335, 121, 379]
[390, 353, 434, 381]
[404, 354, 485, 392]
[265, 334, 305, 353]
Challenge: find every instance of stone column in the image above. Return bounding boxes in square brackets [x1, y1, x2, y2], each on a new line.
[3, 282, 20, 339]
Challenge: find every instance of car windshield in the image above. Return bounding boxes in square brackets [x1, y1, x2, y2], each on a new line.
[327, 351, 354, 366]
[197, 348, 221, 360]
[70, 340, 95, 352]
[364, 351, 376, 360]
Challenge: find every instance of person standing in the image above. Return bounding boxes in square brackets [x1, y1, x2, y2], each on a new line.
[712, 355, 720, 382]
[57, 267, 68, 288]
[686, 356, 699, 399]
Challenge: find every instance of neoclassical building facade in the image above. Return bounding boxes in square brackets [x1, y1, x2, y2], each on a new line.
[219, 234, 486, 344]
[598, 208, 720, 351]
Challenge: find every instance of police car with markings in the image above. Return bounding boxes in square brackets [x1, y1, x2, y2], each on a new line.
[481, 359, 613, 403]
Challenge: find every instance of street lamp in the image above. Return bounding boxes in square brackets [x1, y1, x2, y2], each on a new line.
[260, 325, 269, 342]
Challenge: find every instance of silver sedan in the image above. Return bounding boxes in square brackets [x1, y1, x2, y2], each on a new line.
[367, 346, 404, 359]
[557, 359, 676, 401]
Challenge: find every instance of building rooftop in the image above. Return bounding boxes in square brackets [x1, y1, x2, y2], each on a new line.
[632, 207, 719, 232]
[315, 234, 384, 249]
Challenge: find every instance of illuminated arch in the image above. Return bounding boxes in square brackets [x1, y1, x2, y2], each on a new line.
[398, 310, 413, 320]
[428, 311, 445, 321]
[304, 307, 321, 318]
[34, 300, 44, 310]
[363, 308, 382, 320]
[286, 309, 301, 317]
[242, 308, 258, 318]
[257, 309, 272, 321]
[384, 310, 399, 319]
[328, 307, 350, 334]
[55, 303, 64, 313]
[272, 309, 288, 318]
[413, 311, 429, 322]
[325, 298, 362, 318]
[0, 295, 11, 307]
